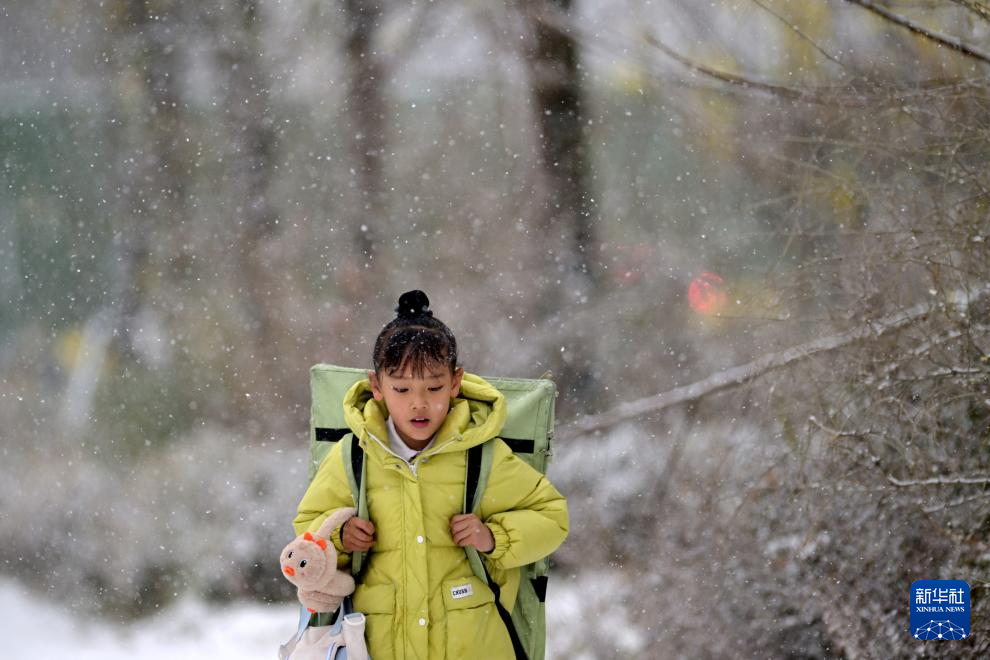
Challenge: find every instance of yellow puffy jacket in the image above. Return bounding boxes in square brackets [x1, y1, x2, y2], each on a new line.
[294, 372, 569, 660]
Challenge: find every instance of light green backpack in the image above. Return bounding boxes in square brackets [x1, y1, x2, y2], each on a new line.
[307, 364, 557, 660]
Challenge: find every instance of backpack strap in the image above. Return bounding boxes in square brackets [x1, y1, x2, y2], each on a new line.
[463, 440, 494, 516]
[463, 440, 528, 660]
[340, 433, 367, 578]
[463, 440, 494, 583]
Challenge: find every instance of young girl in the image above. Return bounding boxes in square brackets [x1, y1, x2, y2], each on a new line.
[293, 290, 569, 659]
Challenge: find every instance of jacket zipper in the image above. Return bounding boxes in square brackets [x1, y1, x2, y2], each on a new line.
[366, 430, 463, 478]
[365, 430, 424, 478]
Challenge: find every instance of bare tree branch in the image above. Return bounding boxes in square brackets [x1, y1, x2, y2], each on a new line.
[843, 0, 990, 66]
[642, 32, 809, 101]
[880, 365, 987, 387]
[808, 415, 876, 437]
[869, 327, 967, 385]
[749, 0, 848, 70]
[540, 5, 979, 109]
[561, 285, 990, 438]
[532, 2, 834, 103]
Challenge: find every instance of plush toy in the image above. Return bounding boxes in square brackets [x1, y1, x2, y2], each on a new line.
[280, 507, 357, 614]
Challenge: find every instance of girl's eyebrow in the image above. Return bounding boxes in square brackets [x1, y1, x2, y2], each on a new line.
[389, 371, 446, 380]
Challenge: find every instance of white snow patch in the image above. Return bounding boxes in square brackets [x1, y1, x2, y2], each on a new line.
[547, 570, 646, 658]
[0, 578, 298, 659]
[2, 573, 624, 659]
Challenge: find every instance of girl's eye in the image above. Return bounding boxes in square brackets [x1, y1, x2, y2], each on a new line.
[429, 386, 443, 392]
[393, 387, 408, 393]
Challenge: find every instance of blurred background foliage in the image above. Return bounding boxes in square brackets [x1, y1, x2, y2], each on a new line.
[1, 0, 989, 656]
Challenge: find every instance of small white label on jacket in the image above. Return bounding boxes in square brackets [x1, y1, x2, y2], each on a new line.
[451, 584, 473, 599]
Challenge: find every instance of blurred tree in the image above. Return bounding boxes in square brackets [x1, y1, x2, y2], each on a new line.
[110, 0, 190, 359]
[520, 0, 603, 410]
[342, 0, 387, 290]
[550, 1, 990, 656]
[207, 0, 286, 431]
[60, 0, 192, 430]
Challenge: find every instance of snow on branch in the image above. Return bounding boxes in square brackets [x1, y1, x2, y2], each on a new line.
[922, 491, 990, 513]
[888, 474, 990, 487]
[843, 0, 990, 66]
[808, 415, 876, 438]
[561, 286, 990, 439]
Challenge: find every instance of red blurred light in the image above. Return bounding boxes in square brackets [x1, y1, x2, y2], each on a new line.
[688, 271, 727, 315]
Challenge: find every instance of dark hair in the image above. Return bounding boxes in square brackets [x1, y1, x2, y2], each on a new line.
[372, 290, 458, 377]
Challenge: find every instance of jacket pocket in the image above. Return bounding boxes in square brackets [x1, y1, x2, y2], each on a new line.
[352, 582, 396, 658]
[442, 576, 513, 659]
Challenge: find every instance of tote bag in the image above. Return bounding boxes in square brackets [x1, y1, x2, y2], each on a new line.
[278, 597, 369, 660]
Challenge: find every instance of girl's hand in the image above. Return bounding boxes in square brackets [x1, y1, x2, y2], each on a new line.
[341, 517, 375, 552]
[450, 513, 495, 553]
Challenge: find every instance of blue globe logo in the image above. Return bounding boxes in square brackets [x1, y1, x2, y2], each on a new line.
[913, 620, 968, 640]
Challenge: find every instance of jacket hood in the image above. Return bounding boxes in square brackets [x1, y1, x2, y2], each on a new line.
[342, 371, 506, 455]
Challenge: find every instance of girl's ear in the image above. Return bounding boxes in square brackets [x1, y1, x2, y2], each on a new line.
[368, 370, 384, 401]
[450, 367, 464, 398]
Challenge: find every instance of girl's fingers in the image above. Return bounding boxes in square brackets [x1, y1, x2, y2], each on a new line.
[452, 526, 473, 546]
[342, 518, 375, 551]
[450, 514, 479, 533]
[351, 518, 375, 535]
[450, 513, 487, 548]
[345, 519, 375, 539]
[452, 525, 488, 548]
[346, 537, 372, 551]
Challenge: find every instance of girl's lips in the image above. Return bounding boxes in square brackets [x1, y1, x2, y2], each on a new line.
[410, 419, 430, 428]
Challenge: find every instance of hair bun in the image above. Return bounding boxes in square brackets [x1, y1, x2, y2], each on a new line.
[396, 290, 432, 319]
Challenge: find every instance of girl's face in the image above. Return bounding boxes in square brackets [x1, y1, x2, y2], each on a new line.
[368, 364, 464, 450]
